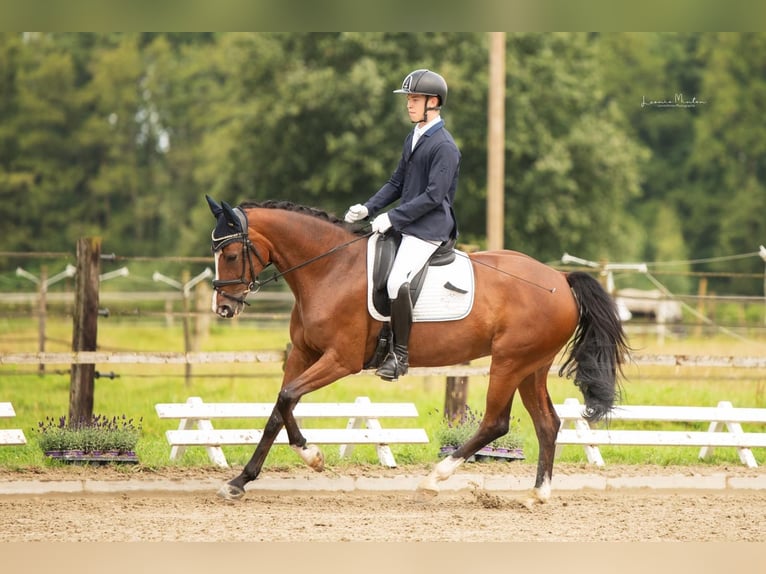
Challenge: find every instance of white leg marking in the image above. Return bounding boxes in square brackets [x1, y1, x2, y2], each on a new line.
[534, 475, 552, 502]
[417, 456, 466, 498]
[524, 476, 552, 509]
[292, 444, 325, 472]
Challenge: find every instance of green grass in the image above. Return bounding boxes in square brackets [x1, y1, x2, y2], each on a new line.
[1, 316, 765, 470]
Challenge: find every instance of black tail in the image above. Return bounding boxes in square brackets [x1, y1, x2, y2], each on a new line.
[559, 271, 630, 422]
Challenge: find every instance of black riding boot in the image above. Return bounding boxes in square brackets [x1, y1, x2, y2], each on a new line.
[375, 283, 413, 381]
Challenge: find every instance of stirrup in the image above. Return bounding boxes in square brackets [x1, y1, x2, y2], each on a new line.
[375, 351, 408, 381]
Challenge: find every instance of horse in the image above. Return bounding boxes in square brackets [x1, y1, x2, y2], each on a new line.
[205, 195, 629, 503]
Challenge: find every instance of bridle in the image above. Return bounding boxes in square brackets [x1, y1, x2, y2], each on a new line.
[211, 207, 269, 306]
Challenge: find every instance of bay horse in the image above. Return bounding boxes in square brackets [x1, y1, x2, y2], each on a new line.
[206, 196, 629, 503]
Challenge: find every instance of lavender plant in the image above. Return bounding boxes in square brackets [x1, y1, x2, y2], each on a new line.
[435, 405, 523, 451]
[37, 414, 142, 454]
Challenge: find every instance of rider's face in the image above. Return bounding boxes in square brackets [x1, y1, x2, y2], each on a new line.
[406, 94, 428, 123]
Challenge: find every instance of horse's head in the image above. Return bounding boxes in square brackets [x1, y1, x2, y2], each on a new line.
[206, 195, 270, 318]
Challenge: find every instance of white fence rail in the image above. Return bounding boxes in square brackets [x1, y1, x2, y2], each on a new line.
[3, 351, 766, 467]
[156, 395, 427, 468]
[555, 398, 766, 468]
[0, 402, 26, 446]
[3, 351, 766, 370]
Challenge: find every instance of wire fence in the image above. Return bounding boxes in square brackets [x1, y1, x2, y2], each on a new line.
[2, 246, 766, 346]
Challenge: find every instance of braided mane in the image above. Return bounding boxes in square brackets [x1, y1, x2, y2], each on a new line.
[239, 200, 367, 235]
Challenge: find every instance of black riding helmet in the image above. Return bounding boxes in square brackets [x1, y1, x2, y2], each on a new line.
[393, 69, 448, 107]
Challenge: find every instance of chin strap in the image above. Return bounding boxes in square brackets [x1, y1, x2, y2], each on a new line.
[412, 99, 441, 124]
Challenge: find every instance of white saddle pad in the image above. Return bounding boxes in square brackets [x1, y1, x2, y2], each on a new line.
[366, 234, 475, 322]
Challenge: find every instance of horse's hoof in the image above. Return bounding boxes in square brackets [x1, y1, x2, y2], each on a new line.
[415, 475, 440, 501]
[298, 444, 324, 472]
[523, 493, 547, 510]
[308, 447, 325, 472]
[217, 483, 245, 501]
[415, 487, 439, 502]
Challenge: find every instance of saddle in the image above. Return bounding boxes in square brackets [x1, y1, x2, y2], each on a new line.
[370, 231, 457, 317]
[364, 231, 473, 370]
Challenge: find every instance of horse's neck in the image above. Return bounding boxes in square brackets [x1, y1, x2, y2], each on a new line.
[255, 210, 357, 289]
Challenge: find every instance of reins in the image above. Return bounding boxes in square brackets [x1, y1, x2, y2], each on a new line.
[463, 252, 558, 293]
[215, 205, 557, 304]
[238, 230, 557, 297]
[248, 230, 374, 292]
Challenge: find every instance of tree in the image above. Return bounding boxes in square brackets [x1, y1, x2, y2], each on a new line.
[0, 32, 705, 271]
[0, 33, 89, 252]
[684, 33, 766, 293]
[597, 34, 701, 269]
[501, 33, 647, 261]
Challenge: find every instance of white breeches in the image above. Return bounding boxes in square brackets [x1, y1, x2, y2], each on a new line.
[387, 234, 441, 299]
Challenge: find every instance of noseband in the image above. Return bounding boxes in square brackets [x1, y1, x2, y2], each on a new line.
[211, 207, 269, 305]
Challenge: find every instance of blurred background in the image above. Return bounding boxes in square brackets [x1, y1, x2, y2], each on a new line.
[1, 32, 765, 330]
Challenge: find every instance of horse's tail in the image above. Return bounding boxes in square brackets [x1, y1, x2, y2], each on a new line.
[559, 271, 630, 422]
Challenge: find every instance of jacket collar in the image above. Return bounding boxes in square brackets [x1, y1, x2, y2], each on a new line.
[408, 119, 443, 156]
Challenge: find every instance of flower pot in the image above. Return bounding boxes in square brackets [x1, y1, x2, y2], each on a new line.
[438, 445, 458, 458]
[474, 446, 525, 462]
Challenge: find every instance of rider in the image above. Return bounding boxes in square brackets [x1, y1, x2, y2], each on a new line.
[344, 68, 461, 381]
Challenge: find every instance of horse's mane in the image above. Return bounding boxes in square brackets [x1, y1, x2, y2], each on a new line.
[239, 200, 368, 236]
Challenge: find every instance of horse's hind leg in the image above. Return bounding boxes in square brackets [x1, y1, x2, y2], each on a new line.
[417, 363, 519, 499]
[518, 364, 560, 504]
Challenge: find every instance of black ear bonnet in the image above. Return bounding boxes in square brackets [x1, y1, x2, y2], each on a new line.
[206, 195, 249, 251]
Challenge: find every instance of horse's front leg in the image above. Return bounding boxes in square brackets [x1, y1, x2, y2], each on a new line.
[277, 351, 353, 472]
[218, 350, 352, 501]
[218, 405, 285, 500]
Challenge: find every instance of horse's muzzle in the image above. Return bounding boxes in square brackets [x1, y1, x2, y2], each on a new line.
[213, 289, 248, 318]
[216, 302, 239, 318]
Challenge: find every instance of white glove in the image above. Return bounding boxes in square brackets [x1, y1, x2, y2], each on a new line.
[371, 212, 392, 234]
[344, 203, 368, 223]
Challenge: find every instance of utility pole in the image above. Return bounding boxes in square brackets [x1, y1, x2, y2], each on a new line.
[486, 31, 506, 251]
[444, 33, 507, 423]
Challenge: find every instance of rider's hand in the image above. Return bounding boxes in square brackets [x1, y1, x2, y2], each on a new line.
[371, 212, 392, 234]
[344, 204, 368, 223]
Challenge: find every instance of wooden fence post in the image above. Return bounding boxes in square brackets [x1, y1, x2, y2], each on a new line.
[443, 243, 479, 423]
[695, 277, 708, 338]
[444, 371, 469, 423]
[182, 269, 192, 386]
[38, 266, 47, 375]
[194, 280, 211, 347]
[69, 237, 101, 424]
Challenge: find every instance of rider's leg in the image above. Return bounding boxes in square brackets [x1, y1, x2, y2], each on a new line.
[375, 282, 413, 380]
[375, 234, 439, 381]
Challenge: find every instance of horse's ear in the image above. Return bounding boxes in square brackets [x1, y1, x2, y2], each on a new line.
[206, 195, 223, 217]
[221, 201, 242, 230]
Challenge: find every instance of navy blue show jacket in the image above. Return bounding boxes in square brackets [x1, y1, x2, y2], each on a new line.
[364, 121, 460, 242]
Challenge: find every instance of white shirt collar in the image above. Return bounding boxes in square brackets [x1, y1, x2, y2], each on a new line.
[412, 116, 442, 150]
[414, 116, 442, 137]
